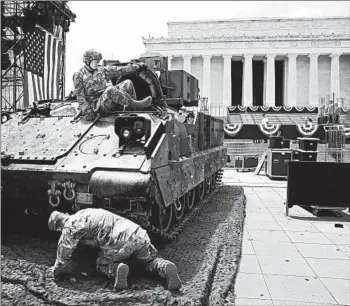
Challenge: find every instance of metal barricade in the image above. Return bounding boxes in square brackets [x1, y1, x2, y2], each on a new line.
[225, 138, 350, 164]
[224, 140, 268, 165]
[324, 125, 346, 163]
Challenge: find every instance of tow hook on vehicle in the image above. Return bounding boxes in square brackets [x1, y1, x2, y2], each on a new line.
[63, 181, 76, 201]
[47, 180, 76, 207]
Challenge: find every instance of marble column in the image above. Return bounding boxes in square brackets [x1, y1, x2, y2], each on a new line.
[168, 55, 173, 71]
[183, 54, 192, 75]
[330, 53, 341, 98]
[265, 53, 276, 106]
[308, 53, 319, 107]
[223, 55, 232, 107]
[242, 53, 253, 106]
[202, 55, 212, 101]
[287, 53, 297, 106]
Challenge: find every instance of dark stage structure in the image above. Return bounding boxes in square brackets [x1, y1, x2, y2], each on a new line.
[1, 1, 75, 112]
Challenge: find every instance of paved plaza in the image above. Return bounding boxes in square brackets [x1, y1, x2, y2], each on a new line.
[222, 168, 350, 306]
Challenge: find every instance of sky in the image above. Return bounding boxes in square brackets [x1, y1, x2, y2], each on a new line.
[64, 1, 350, 91]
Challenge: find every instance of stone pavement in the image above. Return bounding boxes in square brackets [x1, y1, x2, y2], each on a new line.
[222, 168, 350, 306]
[222, 168, 287, 188]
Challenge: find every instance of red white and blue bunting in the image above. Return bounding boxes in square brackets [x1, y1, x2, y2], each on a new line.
[223, 123, 243, 137]
[227, 106, 350, 114]
[258, 123, 281, 136]
[297, 123, 319, 136]
[305, 106, 317, 112]
[272, 106, 282, 111]
[283, 106, 293, 112]
[237, 106, 248, 112]
[227, 106, 320, 114]
[261, 106, 271, 112]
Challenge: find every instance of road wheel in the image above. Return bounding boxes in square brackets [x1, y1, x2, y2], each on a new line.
[158, 205, 173, 233]
[197, 182, 205, 201]
[205, 176, 211, 194]
[187, 189, 196, 211]
[174, 196, 186, 221]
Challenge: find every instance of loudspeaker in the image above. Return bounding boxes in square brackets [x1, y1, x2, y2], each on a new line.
[269, 136, 283, 149]
[294, 150, 318, 161]
[298, 137, 319, 151]
[266, 149, 292, 179]
[287, 161, 350, 209]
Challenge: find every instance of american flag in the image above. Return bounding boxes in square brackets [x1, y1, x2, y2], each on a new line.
[24, 26, 62, 106]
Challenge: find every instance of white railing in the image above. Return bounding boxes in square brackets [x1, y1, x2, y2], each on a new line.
[207, 105, 228, 118]
[224, 140, 350, 164]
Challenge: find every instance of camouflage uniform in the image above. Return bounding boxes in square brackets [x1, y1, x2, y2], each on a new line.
[73, 65, 138, 118]
[50, 208, 172, 281]
[73, 49, 151, 119]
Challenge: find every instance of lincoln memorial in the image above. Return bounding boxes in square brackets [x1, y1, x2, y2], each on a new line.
[142, 17, 350, 114]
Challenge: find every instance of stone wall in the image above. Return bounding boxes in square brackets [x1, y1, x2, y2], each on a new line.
[144, 17, 350, 108]
[167, 17, 350, 38]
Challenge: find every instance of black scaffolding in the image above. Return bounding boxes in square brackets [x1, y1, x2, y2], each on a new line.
[1, 1, 75, 112]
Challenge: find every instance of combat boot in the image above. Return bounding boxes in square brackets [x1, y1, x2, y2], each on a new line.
[164, 261, 182, 291]
[119, 92, 152, 110]
[113, 263, 129, 291]
[95, 87, 153, 113]
[150, 258, 182, 290]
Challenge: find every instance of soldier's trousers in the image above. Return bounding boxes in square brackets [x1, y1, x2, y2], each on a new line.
[96, 230, 170, 279]
[96, 80, 137, 114]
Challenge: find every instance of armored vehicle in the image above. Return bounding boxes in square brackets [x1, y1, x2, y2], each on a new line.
[1, 55, 227, 238]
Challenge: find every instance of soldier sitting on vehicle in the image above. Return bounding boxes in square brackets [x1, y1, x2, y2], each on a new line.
[48, 208, 182, 291]
[73, 49, 153, 120]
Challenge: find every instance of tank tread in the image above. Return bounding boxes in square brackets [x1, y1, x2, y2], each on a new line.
[147, 169, 224, 241]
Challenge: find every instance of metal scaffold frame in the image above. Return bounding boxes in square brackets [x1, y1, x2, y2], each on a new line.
[324, 125, 346, 163]
[1, 1, 26, 112]
[1, 1, 73, 112]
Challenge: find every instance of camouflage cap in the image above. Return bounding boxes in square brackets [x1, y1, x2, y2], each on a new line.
[48, 211, 69, 231]
[83, 49, 102, 64]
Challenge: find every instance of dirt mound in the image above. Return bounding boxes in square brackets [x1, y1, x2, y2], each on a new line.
[1, 185, 246, 306]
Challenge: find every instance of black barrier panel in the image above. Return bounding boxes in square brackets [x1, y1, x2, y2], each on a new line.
[287, 161, 350, 209]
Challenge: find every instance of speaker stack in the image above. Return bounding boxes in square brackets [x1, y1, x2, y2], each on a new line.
[293, 138, 319, 162]
[266, 136, 293, 179]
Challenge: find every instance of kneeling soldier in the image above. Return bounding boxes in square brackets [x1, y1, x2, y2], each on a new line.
[48, 208, 182, 291]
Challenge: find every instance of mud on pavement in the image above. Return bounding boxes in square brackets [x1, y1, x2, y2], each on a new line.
[1, 185, 246, 306]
